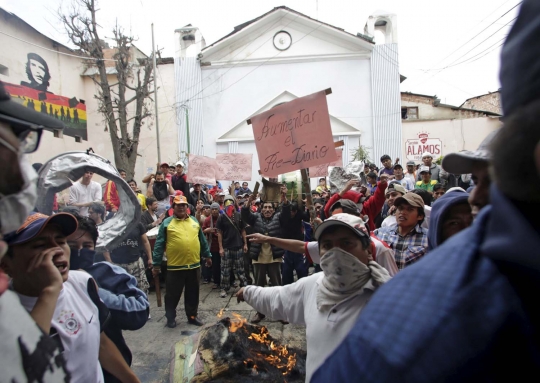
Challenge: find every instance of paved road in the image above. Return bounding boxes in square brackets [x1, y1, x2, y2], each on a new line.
[125, 282, 308, 383]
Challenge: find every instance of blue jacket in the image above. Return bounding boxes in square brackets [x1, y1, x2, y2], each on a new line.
[427, 190, 469, 251]
[86, 262, 149, 331]
[85, 262, 149, 382]
[312, 186, 540, 382]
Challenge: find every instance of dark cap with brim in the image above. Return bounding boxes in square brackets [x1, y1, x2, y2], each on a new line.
[442, 130, 498, 174]
[0, 81, 65, 131]
[4, 213, 78, 246]
[330, 199, 362, 216]
[394, 192, 425, 209]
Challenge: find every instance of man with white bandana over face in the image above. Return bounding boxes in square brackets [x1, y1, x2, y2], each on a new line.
[236, 213, 391, 382]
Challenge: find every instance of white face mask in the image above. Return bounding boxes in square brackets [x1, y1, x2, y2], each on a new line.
[317, 247, 392, 310]
[0, 154, 38, 235]
[320, 247, 371, 294]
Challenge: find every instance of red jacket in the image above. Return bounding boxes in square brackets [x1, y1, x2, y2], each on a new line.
[324, 182, 387, 231]
[103, 180, 120, 211]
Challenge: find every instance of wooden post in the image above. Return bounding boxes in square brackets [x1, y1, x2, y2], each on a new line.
[154, 275, 162, 307]
[300, 168, 318, 230]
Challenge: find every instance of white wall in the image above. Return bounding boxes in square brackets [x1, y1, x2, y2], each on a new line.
[199, 58, 372, 186]
[402, 117, 502, 160]
[0, 11, 177, 190]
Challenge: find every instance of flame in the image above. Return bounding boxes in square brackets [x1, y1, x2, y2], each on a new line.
[224, 313, 297, 376]
[246, 326, 297, 376]
[229, 312, 247, 333]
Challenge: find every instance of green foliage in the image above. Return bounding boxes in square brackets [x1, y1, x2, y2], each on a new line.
[351, 145, 372, 164]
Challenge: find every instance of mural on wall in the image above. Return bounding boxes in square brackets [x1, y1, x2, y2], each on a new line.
[3, 52, 88, 140]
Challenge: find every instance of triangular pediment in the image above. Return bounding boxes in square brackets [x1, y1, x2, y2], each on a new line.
[217, 90, 360, 142]
[201, 7, 373, 65]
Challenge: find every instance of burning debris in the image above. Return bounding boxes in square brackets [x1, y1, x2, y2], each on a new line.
[191, 315, 306, 382]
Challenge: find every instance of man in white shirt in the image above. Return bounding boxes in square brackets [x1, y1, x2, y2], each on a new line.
[69, 169, 102, 216]
[3, 213, 140, 383]
[404, 160, 416, 183]
[237, 214, 392, 382]
[392, 164, 414, 191]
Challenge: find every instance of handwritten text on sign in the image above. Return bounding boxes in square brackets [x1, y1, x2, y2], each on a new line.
[250, 90, 336, 177]
[186, 154, 217, 185]
[309, 149, 343, 178]
[216, 153, 253, 181]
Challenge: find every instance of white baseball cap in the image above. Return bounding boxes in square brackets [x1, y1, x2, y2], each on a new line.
[175, 161, 185, 167]
[419, 165, 431, 174]
[421, 152, 433, 159]
[314, 213, 369, 241]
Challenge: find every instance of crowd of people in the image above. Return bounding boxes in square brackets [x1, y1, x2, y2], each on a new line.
[1, 2, 540, 382]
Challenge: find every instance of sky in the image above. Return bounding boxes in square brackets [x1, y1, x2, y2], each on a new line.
[0, 0, 521, 106]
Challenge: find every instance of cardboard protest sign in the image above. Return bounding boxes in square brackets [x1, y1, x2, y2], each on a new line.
[186, 154, 217, 185]
[308, 149, 343, 178]
[216, 153, 253, 181]
[249, 90, 336, 177]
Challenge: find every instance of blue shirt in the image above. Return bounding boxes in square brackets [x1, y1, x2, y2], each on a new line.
[312, 186, 540, 382]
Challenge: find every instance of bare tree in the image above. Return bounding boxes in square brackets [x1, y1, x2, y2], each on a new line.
[60, 0, 155, 178]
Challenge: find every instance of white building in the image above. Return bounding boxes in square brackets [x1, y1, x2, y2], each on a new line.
[173, 6, 402, 186]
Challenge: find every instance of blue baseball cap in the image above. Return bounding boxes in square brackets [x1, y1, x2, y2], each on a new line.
[4, 213, 79, 246]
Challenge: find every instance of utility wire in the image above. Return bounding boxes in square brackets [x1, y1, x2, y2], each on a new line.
[432, 17, 515, 71]
[411, 16, 515, 88]
[426, 35, 507, 71]
[424, 1, 521, 70]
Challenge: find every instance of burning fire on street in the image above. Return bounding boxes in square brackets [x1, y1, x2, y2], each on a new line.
[191, 311, 306, 382]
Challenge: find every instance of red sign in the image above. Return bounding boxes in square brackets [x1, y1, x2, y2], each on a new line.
[249, 90, 336, 177]
[405, 132, 442, 162]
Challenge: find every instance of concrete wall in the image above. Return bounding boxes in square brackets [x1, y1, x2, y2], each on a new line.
[0, 10, 177, 189]
[198, 58, 372, 190]
[0, 9, 88, 140]
[402, 117, 502, 162]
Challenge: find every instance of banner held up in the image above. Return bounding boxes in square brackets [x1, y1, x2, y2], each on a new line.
[248, 89, 336, 177]
[186, 154, 217, 185]
[216, 153, 253, 181]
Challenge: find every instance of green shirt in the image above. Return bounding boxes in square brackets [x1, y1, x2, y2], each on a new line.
[152, 215, 211, 270]
[415, 180, 438, 193]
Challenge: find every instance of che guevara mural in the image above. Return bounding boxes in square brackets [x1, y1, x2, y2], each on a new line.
[3, 52, 88, 140]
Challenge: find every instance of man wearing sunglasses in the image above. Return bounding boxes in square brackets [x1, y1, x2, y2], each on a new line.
[0, 81, 72, 382]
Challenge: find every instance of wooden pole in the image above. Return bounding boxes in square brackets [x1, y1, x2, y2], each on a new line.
[300, 168, 318, 230]
[154, 275, 162, 307]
